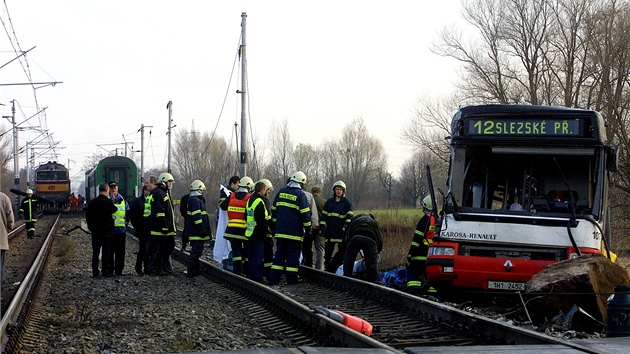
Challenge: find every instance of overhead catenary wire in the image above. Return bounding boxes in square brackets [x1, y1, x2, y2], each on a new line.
[1, 1, 57, 160]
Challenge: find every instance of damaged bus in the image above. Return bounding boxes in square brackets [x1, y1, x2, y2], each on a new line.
[427, 104, 618, 291]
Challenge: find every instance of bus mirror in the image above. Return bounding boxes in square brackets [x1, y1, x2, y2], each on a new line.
[607, 146, 619, 172]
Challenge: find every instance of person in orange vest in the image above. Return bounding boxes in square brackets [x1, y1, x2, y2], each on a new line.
[69, 193, 78, 212]
[220, 176, 254, 276]
[406, 195, 437, 295]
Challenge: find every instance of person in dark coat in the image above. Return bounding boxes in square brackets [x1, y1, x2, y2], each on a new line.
[86, 182, 117, 278]
[130, 185, 150, 275]
[147, 173, 177, 276]
[321, 180, 353, 272]
[19, 189, 38, 239]
[180, 192, 190, 251]
[268, 171, 311, 285]
[185, 180, 211, 277]
[343, 213, 383, 283]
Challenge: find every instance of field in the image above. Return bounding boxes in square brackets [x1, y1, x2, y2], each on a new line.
[354, 208, 423, 270]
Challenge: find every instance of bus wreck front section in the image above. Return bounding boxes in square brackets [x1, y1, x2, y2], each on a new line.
[426, 105, 618, 291]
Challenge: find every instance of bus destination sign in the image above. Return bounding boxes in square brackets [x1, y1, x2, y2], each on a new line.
[467, 118, 582, 136]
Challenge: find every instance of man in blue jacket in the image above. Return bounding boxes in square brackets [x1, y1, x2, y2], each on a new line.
[268, 171, 311, 285]
[185, 180, 211, 277]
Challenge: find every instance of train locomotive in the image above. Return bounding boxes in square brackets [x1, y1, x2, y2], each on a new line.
[33, 161, 71, 211]
[85, 155, 138, 203]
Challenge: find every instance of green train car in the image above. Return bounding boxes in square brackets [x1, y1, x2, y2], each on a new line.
[85, 155, 138, 202]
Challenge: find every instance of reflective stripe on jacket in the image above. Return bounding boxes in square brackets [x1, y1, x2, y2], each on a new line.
[149, 186, 176, 236]
[408, 212, 435, 260]
[271, 186, 311, 241]
[321, 196, 353, 243]
[185, 195, 211, 241]
[221, 191, 251, 240]
[20, 197, 38, 222]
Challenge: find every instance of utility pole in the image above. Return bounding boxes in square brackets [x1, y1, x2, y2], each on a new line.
[238, 12, 248, 177]
[10, 100, 18, 212]
[138, 124, 152, 185]
[166, 101, 175, 173]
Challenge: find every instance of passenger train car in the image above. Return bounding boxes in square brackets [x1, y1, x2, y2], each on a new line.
[426, 104, 618, 291]
[85, 155, 139, 202]
[34, 161, 71, 211]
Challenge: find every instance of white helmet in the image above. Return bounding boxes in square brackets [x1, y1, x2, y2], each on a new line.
[239, 176, 254, 189]
[257, 178, 273, 190]
[158, 172, 175, 184]
[422, 195, 433, 210]
[290, 171, 307, 184]
[332, 180, 346, 191]
[26, 188, 33, 194]
[190, 180, 206, 192]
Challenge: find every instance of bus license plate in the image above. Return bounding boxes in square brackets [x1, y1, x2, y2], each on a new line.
[488, 281, 525, 291]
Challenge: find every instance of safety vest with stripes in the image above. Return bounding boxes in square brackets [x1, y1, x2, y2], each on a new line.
[245, 196, 270, 238]
[113, 198, 126, 228]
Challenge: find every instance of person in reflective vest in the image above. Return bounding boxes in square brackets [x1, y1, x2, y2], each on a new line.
[245, 180, 272, 283]
[19, 189, 38, 239]
[268, 171, 311, 286]
[220, 176, 254, 276]
[186, 180, 211, 277]
[108, 181, 129, 276]
[407, 195, 437, 294]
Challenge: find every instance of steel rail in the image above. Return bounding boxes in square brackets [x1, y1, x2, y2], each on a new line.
[169, 248, 399, 351]
[298, 266, 608, 353]
[0, 213, 61, 352]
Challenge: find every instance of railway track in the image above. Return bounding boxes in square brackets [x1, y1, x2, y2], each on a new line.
[170, 247, 605, 352]
[0, 213, 62, 352]
[0, 221, 608, 353]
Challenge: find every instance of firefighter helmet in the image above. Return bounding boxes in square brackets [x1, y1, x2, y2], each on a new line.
[332, 180, 346, 191]
[239, 176, 254, 189]
[157, 172, 175, 184]
[190, 180, 206, 192]
[290, 171, 307, 184]
[26, 188, 33, 194]
[257, 178, 273, 190]
[422, 195, 433, 210]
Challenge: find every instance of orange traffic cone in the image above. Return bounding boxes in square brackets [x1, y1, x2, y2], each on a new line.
[314, 306, 373, 336]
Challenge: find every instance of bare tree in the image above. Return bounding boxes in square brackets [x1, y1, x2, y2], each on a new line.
[318, 138, 342, 192]
[401, 95, 457, 165]
[172, 128, 235, 204]
[267, 118, 294, 183]
[293, 143, 321, 188]
[338, 117, 388, 206]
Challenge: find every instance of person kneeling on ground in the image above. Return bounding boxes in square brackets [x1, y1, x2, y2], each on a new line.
[342, 213, 383, 283]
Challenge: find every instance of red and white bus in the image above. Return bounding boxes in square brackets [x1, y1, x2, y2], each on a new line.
[427, 104, 618, 291]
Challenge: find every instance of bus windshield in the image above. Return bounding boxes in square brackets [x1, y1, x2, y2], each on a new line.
[452, 146, 598, 216]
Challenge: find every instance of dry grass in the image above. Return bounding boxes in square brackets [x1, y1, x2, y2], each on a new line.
[366, 209, 420, 271]
[54, 237, 76, 265]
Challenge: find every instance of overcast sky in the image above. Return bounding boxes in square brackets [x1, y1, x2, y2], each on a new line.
[0, 0, 462, 186]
